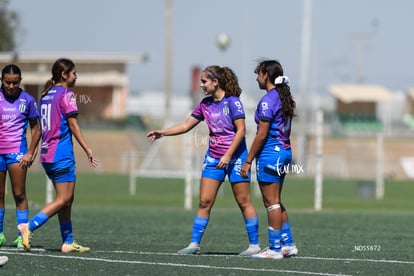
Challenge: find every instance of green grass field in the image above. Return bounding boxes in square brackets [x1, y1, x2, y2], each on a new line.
[1, 172, 413, 275]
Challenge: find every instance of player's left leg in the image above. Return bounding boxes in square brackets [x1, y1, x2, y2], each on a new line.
[231, 181, 260, 256]
[7, 162, 29, 249]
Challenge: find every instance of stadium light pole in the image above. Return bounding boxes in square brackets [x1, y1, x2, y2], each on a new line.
[164, 0, 173, 126]
[297, 0, 312, 174]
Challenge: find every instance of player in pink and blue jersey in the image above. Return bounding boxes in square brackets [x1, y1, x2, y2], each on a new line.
[0, 64, 41, 249]
[18, 58, 98, 253]
[241, 59, 298, 259]
[147, 65, 260, 256]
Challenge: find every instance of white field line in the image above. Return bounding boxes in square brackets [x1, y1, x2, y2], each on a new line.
[2, 248, 414, 265]
[0, 250, 351, 276]
[2, 249, 413, 275]
[95, 250, 414, 265]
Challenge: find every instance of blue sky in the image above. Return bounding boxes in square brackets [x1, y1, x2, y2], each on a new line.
[8, 0, 414, 99]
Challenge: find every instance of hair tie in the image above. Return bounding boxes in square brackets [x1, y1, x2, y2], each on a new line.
[274, 76, 289, 85]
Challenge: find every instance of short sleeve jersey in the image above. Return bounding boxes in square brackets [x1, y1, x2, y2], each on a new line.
[39, 86, 78, 163]
[255, 88, 291, 149]
[191, 95, 246, 158]
[0, 89, 39, 154]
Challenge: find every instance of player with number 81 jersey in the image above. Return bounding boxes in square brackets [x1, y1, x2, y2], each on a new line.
[39, 86, 78, 163]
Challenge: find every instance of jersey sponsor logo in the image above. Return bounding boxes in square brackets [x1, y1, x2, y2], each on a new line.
[261, 102, 269, 115]
[2, 114, 17, 120]
[234, 100, 243, 113]
[2, 107, 16, 112]
[42, 95, 54, 101]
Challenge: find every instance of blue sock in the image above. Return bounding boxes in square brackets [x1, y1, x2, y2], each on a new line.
[60, 221, 73, 244]
[281, 221, 295, 246]
[244, 216, 259, 245]
[0, 208, 4, 233]
[191, 216, 209, 244]
[16, 209, 29, 236]
[268, 227, 282, 252]
[29, 211, 49, 232]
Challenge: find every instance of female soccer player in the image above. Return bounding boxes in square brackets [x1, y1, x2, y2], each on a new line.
[19, 58, 98, 252]
[241, 59, 298, 259]
[147, 65, 260, 256]
[0, 64, 41, 249]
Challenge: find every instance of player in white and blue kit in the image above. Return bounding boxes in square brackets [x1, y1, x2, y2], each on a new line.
[0, 64, 41, 249]
[18, 58, 98, 253]
[241, 60, 298, 259]
[147, 65, 260, 256]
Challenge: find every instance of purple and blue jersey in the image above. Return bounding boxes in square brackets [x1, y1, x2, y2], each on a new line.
[254, 88, 292, 183]
[39, 86, 78, 163]
[191, 95, 247, 158]
[0, 89, 39, 154]
[255, 88, 291, 149]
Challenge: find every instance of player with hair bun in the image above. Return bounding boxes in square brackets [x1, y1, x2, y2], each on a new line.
[147, 65, 260, 256]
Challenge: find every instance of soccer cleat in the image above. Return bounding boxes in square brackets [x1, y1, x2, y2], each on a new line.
[0, 233, 5, 247]
[18, 223, 32, 251]
[281, 245, 298, 257]
[251, 247, 284, 259]
[239, 244, 261, 256]
[177, 245, 200, 255]
[14, 236, 24, 249]
[61, 241, 90, 253]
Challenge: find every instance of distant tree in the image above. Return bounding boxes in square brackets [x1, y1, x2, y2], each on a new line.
[0, 0, 20, 51]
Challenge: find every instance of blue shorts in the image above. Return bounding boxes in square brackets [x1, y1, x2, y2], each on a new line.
[42, 158, 76, 183]
[201, 151, 251, 183]
[0, 153, 25, 171]
[256, 145, 292, 184]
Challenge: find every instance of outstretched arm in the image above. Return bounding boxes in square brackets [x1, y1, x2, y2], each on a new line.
[146, 116, 200, 142]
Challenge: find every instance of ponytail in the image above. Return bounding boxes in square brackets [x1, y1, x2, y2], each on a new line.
[222, 67, 242, 97]
[204, 65, 242, 98]
[41, 78, 54, 97]
[41, 58, 75, 97]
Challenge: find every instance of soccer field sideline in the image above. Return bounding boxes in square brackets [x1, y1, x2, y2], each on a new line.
[2, 248, 413, 276]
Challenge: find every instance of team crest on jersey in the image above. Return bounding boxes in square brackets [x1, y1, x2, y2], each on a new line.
[19, 102, 26, 113]
[223, 104, 229, 116]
